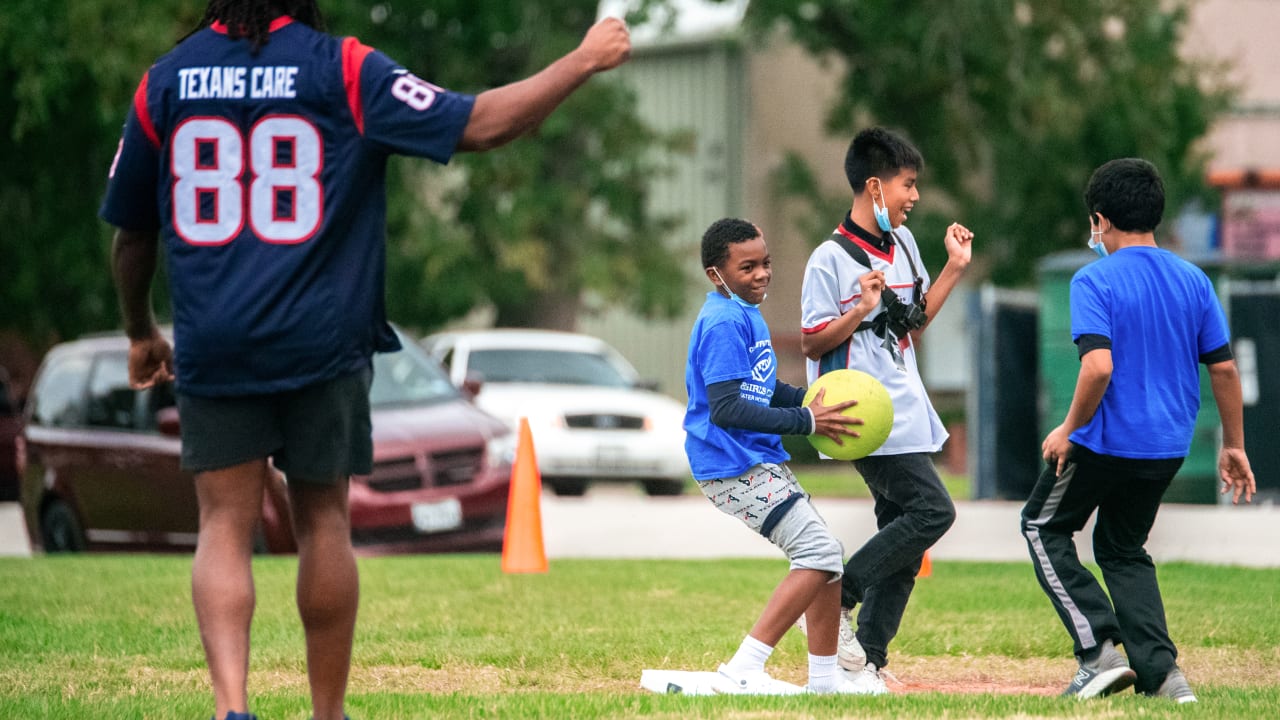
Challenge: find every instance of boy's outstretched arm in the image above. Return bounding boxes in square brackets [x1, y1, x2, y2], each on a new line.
[458, 17, 630, 151]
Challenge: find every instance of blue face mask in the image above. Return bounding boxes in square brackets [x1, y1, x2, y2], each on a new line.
[710, 267, 763, 308]
[871, 179, 893, 232]
[1088, 228, 1108, 258]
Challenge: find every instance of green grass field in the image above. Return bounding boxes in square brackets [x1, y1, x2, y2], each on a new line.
[1, 554, 1276, 719]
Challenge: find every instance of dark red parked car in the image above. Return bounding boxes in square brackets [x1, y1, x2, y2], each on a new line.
[0, 370, 21, 503]
[19, 329, 513, 555]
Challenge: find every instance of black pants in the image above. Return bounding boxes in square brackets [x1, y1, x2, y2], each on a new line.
[842, 452, 956, 669]
[1020, 444, 1183, 693]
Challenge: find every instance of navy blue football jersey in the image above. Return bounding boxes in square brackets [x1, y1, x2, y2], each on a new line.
[101, 17, 475, 396]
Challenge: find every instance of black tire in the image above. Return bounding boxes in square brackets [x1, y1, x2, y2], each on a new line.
[642, 479, 686, 497]
[40, 499, 86, 553]
[546, 478, 589, 497]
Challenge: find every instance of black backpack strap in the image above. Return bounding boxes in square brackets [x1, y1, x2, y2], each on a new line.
[829, 232, 872, 271]
[832, 230, 925, 306]
[827, 233, 878, 334]
[824, 231, 910, 372]
[888, 230, 926, 306]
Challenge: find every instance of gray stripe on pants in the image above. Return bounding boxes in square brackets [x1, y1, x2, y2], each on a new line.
[1022, 462, 1096, 649]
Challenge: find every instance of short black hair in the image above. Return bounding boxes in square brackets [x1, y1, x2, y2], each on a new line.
[701, 218, 759, 269]
[1084, 158, 1165, 233]
[844, 127, 923, 191]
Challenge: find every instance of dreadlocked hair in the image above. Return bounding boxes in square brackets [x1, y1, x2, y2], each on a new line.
[183, 0, 325, 52]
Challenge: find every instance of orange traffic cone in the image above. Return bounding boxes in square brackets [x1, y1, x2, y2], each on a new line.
[916, 550, 932, 578]
[501, 417, 548, 573]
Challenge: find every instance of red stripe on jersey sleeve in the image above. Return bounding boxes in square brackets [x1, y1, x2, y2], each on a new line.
[342, 37, 374, 135]
[133, 72, 161, 148]
[801, 320, 832, 334]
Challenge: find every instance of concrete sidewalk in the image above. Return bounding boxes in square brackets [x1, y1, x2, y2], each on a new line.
[541, 494, 1280, 568]
[5, 495, 1277, 567]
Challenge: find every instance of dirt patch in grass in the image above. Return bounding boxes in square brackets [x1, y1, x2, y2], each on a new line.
[113, 646, 1278, 698]
[884, 647, 1280, 696]
[885, 655, 1065, 696]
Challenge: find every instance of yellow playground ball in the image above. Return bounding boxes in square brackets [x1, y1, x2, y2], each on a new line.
[802, 369, 894, 461]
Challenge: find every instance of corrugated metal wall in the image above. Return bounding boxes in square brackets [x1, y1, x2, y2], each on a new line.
[579, 41, 745, 400]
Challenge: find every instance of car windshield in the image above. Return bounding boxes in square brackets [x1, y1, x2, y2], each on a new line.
[469, 348, 632, 388]
[369, 340, 460, 408]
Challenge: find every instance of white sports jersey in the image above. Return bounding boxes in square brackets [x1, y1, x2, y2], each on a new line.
[800, 223, 948, 455]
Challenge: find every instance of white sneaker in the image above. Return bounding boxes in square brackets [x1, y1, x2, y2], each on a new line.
[839, 663, 889, 695]
[712, 664, 805, 695]
[796, 608, 867, 672]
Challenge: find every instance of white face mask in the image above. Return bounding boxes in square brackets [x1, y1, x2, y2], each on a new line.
[710, 266, 764, 308]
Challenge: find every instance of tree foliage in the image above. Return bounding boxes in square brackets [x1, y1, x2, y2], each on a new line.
[0, 0, 685, 351]
[746, 0, 1234, 284]
[0, 1, 204, 348]
[326, 2, 687, 330]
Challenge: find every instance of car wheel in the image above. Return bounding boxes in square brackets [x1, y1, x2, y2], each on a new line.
[642, 479, 686, 497]
[40, 499, 86, 553]
[547, 478, 589, 496]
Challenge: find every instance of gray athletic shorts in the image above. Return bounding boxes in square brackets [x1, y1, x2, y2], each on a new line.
[698, 463, 844, 577]
[177, 367, 373, 483]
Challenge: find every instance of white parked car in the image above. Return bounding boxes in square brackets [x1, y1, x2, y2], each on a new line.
[422, 329, 691, 496]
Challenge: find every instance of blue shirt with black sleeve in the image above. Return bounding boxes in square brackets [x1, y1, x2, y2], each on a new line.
[1069, 247, 1232, 459]
[684, 292, 813, 481]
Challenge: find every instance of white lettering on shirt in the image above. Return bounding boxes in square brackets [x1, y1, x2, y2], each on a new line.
[177, 66, 298, 100]
[250, 66, 299, 98]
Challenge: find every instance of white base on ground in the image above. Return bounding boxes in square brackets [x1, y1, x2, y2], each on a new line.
[640, 669, 724, 695]
[639, 669, 804, 696]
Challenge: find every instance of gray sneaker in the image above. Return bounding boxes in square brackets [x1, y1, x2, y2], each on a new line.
[1150, 667, 1197, 704]
[794, 607, 867, 672]
[1062, 639, 1137, 699]
[836, 608, 867, 672]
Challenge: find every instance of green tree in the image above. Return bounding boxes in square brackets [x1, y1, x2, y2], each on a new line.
[0, 1, 203, 348]
[325, 2, 687, 330]
[0, 0, 685, 353]
[746, 0, 1234, 284]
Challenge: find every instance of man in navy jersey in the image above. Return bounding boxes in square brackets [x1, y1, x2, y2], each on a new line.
[100, 2, 629, 719]
[1020, 158, 1255, 703]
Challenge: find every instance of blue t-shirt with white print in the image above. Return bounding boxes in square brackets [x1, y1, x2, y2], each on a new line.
[684, 292, 789, 481]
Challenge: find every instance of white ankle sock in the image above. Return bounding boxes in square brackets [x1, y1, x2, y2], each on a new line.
[726, 634, 773, 674]
[807, 652, 840, 691]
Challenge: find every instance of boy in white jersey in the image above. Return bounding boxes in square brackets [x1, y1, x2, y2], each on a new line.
[798, 127, 974, 691]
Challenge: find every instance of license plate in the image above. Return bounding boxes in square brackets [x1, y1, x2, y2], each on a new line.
[596, 445, 629, 471]
[411, 498, 463, 534]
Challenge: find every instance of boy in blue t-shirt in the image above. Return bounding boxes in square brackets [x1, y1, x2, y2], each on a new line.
[684, 218, 883, 695]
[1020, 158, 1255, 703]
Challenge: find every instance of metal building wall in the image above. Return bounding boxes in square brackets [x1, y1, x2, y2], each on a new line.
[579, 41, 745, 399]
